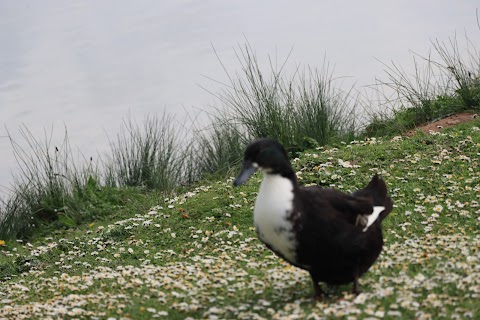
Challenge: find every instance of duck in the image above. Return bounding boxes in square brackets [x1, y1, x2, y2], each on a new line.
[233, 138, 393, 299]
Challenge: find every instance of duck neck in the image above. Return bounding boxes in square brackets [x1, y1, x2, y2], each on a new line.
[275, 162, 298, 188]
[258, 172, 296, 213]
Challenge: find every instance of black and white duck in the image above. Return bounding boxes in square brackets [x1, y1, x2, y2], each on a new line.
[233, 138, 393, 299]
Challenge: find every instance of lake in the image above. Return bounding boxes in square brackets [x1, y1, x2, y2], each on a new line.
[1, 0, 478, 192]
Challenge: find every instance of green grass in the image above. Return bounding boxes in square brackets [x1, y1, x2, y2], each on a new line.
[0, 125, 105, 240]
[206, 43, 359, 154]
[3, 32, 479, 240]
[1, 45, 363, 240]
[0, 114, 196, 241]
[365, 33, 480, 137]
[0, 34, 479, 318]
[188, 119, 247, 180]
[1, 120, 479, 319]
[105, 113, 191, 190]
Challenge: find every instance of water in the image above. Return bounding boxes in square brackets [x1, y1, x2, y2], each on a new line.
[1, 0, 478, 192]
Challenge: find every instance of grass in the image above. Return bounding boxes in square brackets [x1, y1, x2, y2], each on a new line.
[1, 123, 176, 241]
[1, 44, 362, 240]
[365, 32, 480, 137]
[1, 120, 479, 319]
[0, 29, 479, 317]
[105, 113, 190, 190]
[205, 43, 359, 154]
[2, 29, 478, 240]
[189, 119, 247, 180]
[0, 125, 102, 240]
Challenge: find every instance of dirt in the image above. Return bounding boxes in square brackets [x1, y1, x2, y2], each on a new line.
[406, 112, 478, 136]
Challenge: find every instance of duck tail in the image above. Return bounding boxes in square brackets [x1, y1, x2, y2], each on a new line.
[354, 174, 393, 222]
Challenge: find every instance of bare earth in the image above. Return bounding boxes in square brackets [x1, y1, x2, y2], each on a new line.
[406, 112, 478, 136]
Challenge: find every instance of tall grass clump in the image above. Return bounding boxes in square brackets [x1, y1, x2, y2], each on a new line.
[207, 43, 359, 155]
[0, 192, 30, 240]
[105, 113, 189, 190]
[431, 35, 480, 109]
[188, 118, 247, 181]
[0, 126, 99, 239]
[366, 30, 480, 136]
[0, 113, 191, 240]
[296, 68, 359, 144]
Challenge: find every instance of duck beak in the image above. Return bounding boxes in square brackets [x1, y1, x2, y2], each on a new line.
[233, 161, 257, 186]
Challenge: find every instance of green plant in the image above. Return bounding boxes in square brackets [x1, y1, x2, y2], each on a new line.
[366, 31, 480, 137]
[207, 43, 359, 154]
[0, 126, 147, 240]
[189, 118, 247, 181]
[431, 35, 480, 109]
[0, 126, 98, 239]
[105, 113, 189, 190]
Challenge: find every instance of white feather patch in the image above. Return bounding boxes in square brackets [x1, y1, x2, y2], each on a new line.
[362, 206, 385, 232]
[254, 173, 297, 263]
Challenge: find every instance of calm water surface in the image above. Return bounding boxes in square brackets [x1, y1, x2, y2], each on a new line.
[0, 0, 478, 191]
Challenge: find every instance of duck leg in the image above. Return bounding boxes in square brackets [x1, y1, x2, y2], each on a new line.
[352, 268, 361, 295]
[309, 272, 324, 300]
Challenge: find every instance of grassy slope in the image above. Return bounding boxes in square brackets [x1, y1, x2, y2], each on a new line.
[1, 121, 479, 319]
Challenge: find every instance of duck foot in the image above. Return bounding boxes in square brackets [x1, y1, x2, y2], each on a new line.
[310, 273, 325, 301]
[352, 273, 361, 295]
[313, 285, 325, 301]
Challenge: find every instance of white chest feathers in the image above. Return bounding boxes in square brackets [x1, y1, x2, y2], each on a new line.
[254, 174, 298, 264]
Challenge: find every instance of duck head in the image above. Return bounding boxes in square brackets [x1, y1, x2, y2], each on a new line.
[233, 138, 292, 186]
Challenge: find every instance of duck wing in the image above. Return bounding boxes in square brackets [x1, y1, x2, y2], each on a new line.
[294, 187, 382, 264]
[301, 175, 393, 230]
[352, 174, 393, 223]
[299, 186, 374, 226]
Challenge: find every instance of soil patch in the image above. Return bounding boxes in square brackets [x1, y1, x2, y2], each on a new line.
[406, 112, 478, 136]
